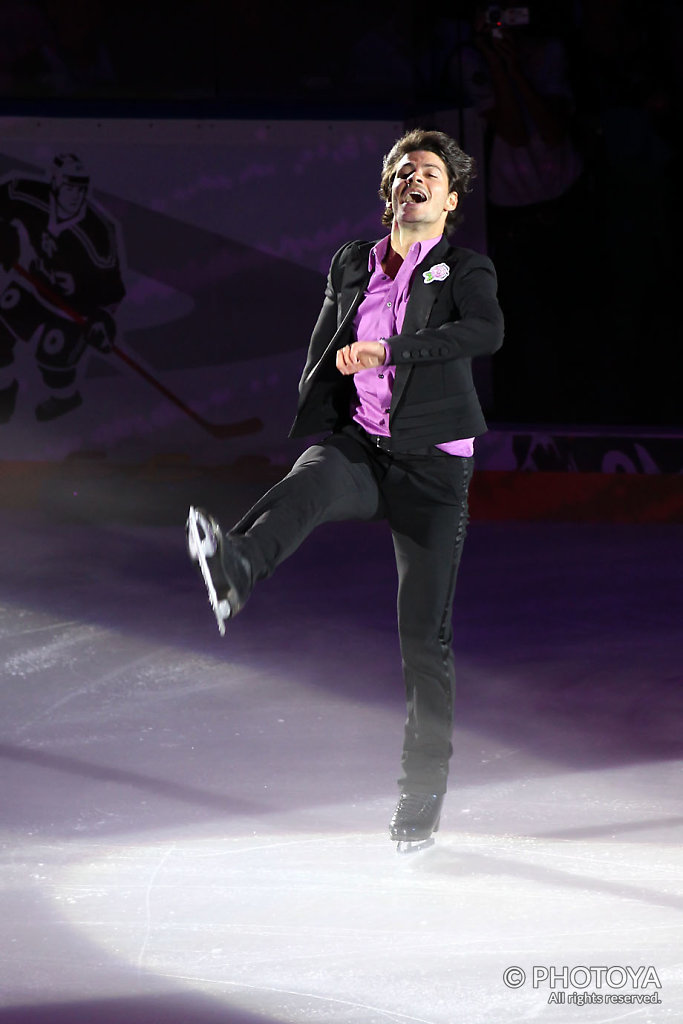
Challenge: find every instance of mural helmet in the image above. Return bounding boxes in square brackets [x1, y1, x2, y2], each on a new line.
[51, 153, 90, 217]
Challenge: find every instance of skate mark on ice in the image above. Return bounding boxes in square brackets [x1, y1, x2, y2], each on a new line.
[0, 618, 79, 639]
[4, 623, 100, 678]
[14, 650, 160, 735]
[137, 843, 177, 973]
[157, 973, 439, 1024]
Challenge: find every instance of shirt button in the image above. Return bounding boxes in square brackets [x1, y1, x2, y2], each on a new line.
[386, 301, 392, 308]
[379, 419, 385, 425]
[378, 373, 384, 379]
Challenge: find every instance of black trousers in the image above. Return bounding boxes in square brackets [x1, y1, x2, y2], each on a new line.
[230, 424, 474, 795]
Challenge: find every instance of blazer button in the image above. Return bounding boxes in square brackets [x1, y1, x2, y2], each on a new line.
[402, 350, 411, 359]
[420, 347, 429, 357]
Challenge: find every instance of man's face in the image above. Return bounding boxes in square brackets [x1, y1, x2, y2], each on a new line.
[390, 150, 458, 232]
[55, 182, 87, 218]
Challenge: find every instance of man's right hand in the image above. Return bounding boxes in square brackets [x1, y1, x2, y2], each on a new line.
[336, 341, 387, 375]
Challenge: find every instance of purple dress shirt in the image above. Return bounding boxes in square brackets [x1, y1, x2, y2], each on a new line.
[351, 235, 474, 456]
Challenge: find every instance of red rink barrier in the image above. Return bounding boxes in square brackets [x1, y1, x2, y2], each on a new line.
[469, 470, 683, 524]
[1, 461, 681, 524]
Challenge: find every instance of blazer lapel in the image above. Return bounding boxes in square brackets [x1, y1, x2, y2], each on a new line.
[303, 242, 373, 386]
[392, 236, 453, 414]
[338, 241, 373, 327]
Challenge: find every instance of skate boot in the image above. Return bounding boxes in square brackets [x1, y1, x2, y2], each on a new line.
[186, 506, 253, 636]
[390, 792, 443, 854]
[0, 379, 19, 423]
[35, 391, 83, 421]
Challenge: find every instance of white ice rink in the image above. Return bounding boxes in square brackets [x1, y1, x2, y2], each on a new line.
[0, 472, 681, 1024]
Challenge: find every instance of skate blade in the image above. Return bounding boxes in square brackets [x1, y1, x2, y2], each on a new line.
[187, 506, 231, 636]
[396, 837, 435, 855]
[187, 506, 218, 560]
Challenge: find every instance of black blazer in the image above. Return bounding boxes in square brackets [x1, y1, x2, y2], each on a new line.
[290, 235, 504, 450]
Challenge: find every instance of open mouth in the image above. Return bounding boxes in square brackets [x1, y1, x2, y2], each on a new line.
[405, 190, 428, 203]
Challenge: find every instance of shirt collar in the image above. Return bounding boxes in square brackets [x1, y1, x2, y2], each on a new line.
[368, 233, 444, 272]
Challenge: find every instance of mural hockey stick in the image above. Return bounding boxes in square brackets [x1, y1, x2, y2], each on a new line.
[11, 262, 263, 439]
[108, 345, 263, 440]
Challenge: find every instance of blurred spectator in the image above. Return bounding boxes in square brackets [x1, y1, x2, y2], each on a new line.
[414, 13, 472, 109]
[20, 0, 118, 97]
[571, 0, 680, 423]
[116, 0, 221, 99]
[215, 8, 302, 103]
[341, 8, 417, 109]
[461, 1, 595, 422]
[0, 0, 51, 95]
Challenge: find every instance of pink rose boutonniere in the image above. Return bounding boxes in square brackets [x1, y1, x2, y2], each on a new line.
[422, 263, 450, 284]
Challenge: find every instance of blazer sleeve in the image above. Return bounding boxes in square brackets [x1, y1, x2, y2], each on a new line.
[385, 252, 504, 365]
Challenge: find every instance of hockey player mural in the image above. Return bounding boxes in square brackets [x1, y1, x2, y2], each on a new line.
[0, 152, 125, 423]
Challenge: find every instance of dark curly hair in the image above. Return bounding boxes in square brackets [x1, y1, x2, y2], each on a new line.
[379, 128, 476, 233]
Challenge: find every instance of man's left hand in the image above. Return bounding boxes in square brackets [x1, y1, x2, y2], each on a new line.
[336, 341, 386, 375]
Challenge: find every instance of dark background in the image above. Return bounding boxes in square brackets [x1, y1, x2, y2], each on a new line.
[1, 0, 680, 427]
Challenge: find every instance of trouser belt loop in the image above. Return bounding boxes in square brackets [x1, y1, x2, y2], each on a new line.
[371, 432, 391, 451]
[351, 421, 393, 452]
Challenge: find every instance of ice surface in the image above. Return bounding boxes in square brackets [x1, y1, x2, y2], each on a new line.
[0, 475, 681, 1023]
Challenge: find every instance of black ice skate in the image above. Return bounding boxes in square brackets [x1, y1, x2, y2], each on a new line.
[390, 792, 443, 854]
[186, 506, 252, 636]
[35, 392, 83, 421]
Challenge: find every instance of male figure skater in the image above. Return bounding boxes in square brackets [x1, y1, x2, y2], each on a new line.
[187, 128, 504, 851]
